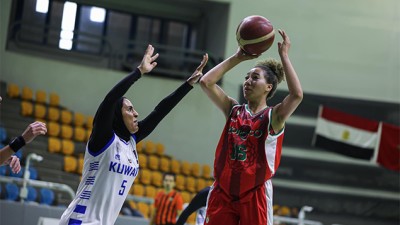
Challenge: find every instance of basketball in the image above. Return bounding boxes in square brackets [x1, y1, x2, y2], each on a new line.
[236, 15, 275, 55]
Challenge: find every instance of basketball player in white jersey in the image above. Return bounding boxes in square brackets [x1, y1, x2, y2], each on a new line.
[59, 45, 208, 225]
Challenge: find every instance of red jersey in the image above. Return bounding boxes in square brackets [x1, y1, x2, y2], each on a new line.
[213, 104, 284, 202]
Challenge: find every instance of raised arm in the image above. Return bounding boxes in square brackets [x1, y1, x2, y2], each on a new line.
[0, 121, 47, 172]
[135, 54, 208, 142]
[200, 49, 257, 118]
[271, 30, 303, 131]
[89, 45, 159, 152]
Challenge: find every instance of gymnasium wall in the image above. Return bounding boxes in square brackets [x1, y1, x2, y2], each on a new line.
[1, 0, 399, 167]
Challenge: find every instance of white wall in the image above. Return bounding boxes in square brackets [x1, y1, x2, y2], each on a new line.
[1, 0, 399, 167]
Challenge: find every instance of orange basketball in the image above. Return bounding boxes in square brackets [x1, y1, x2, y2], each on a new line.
[236, 15, 275, 55]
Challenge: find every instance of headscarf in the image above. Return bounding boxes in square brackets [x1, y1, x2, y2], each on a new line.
[112, 97, 131, 141]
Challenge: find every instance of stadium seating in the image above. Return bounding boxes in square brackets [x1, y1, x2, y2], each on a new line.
[61, 110, 73, 125]
[47, 107, 60, 121]
[26, 186, 38, 202]
[138, 153, 148, 169]
[73, 112, 86, 127]
[181, 161, 191, 176]
[39, 188, 55, 205]
[34, 103, 46, 119]
[49, 93, 60, 107]
[171, 159, 181, 174]
[159, 157, 171, 173]
[21, 101, 33, 116]
[4, 183, 19, 201]
[144, 185, 157, 198]
[7, 83, 19, 98]
[202, 164, 211, 179]
[48, 137, 61, 153]
[150, 171, 163, 187]
[191, 162, 201, 177]
[63, 156, 78, 172]
[148, 155, 160, 171]
[0, 126, 7, 142]
[35, 90, 47, 104]
[21, 86, 33, 101]
[155, 143, 165, 156]
[136, 202, 150, 218]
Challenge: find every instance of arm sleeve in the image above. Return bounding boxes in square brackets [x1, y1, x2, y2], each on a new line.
[88, 68, 142, 153]
[175, 186, 210, 225]
[135, 81, 193, 142]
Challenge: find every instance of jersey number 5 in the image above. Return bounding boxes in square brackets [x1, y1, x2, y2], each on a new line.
[119, 180, 127, 195]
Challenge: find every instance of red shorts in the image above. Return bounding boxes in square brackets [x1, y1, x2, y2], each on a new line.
[204, 180, 273, 225]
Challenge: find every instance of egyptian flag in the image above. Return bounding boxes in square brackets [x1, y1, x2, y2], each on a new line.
[375, 122, 400, 171]
[312, 106, 380, 160]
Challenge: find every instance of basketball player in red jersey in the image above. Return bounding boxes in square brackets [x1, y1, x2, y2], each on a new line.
[199, 29, 303, 225]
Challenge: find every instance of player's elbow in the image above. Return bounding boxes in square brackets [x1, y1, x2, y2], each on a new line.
[199, 76, 213, 89]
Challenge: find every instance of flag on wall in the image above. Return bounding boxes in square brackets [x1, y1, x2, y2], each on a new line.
[376, 122, 400, 171]
[312, 106, 380, 160]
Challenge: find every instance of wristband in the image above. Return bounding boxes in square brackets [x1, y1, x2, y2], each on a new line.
[9, 136, 26, 152]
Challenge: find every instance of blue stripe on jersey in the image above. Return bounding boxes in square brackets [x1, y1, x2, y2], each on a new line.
[79, 191, 91, 200]
[85, 176, 95, 185]
[73, 205, 87, 214]
[88, 133, 116, 157]
[68, 219, 82, 225]
[89, 162, 99, 171]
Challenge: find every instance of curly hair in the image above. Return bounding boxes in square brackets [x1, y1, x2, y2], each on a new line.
[254, 58, 285, 99]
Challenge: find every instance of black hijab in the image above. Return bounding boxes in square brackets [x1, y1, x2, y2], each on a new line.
[113, 97, 132, 141]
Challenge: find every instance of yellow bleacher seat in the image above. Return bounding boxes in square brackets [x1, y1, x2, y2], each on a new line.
[159, 157, 171, 173]
[61, 110, 73, 125]
[73, 112, 85, 127]
[34, 103, 46, 119]
[181, 161, 191, 176]
[175, 174, 185, 191]
[49, 93, 60, 107]
[21, 101, 33, 117]
[151, 171, 163, 187]
[48, 137, 61, 153]
[61, 139, 75, 155]
[85, 128, 92, 142]
[206, 178, 214, 187]
[48, 121, 61, 137]
[21, 86, 33, 101]
[128, 200, 137, 211]
[196, 178, 207, 192]
[136, 141, 143, 153]
[86, 116, 94, 129]
[191, 162, 201, 177]
[148, 155, 160, 171]
[131, 184, 145, 196]
[138, 153, 147, 169]
[74, 127, 86, 142]
[144, 140, 155, 155]
[181, 191, 191, 203]
[171, 159, 181, 175]
[186, 176, 196, 193]
[7, 83, 19, 98]
[139, 169, 151, 185]
[202, 164, 211, 179]
[35, 90, 47, 104]
[77, 155, 84, 175]
[155, 143, 165, 156]
[61, 124, 73, 139]
[144, 185, 157, 198]
[64, 156, 77, 173]
[187, 213, 196, 225]
[137, 202, 150, 218]
[48, 107, 60, 122]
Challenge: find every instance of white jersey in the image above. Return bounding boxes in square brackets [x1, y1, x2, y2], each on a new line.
[60, 133, 139, 225]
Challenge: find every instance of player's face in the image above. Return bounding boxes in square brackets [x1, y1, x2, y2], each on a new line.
[243, 67, 272, 102]
[121, 98, 139, 134]
[163, 175, 176, 191]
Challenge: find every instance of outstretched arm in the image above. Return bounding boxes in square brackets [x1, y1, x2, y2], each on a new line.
[271, 30, 303, 132]
[176, 186, 210, 225]
[135, 54, 208, 142]
[89, 45, 159, 152]
[200, 49, 258, 118]
[0, 121, 47, 171]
